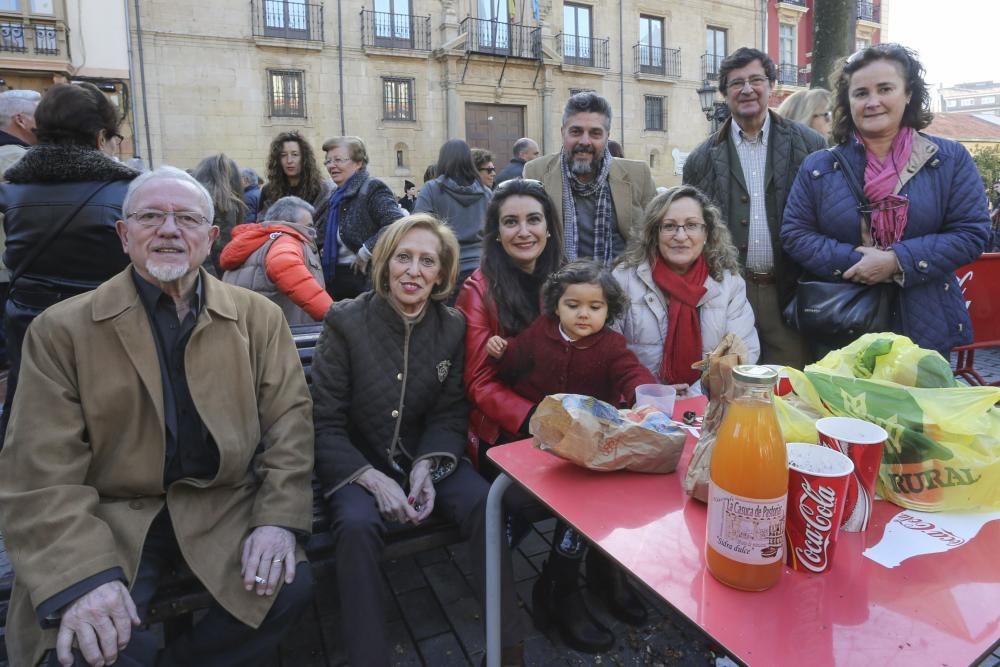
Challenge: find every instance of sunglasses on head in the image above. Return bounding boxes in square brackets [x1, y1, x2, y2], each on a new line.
[493, 178, 546, 196]
[846, 42, 909, 65]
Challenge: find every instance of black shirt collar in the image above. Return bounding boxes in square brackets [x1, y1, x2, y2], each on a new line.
[131, 268, 203, 318]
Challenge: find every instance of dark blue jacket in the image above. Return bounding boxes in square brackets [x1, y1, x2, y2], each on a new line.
[243, 183, 261, 223]
[781, 132, 990, 355]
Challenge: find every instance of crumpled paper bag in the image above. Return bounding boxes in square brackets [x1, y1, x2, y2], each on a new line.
[529, 393, 686, 473]
[684, 333, 751, 502]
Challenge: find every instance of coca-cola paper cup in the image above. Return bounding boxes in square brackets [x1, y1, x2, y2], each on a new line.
[765, 365, 793, 397]
[815, 417, 888, 532]
[785, 442, 854, 573]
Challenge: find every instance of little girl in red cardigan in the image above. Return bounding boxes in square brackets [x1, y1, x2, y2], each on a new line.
[486, 259, 656, 410]
[485, 260, 658, 650]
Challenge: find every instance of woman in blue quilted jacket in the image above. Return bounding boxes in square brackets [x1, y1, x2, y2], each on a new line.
[781, 44, 990, 356]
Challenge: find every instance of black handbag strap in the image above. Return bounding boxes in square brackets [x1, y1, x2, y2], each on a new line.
[9, 180, 114, 290]
[828, 146, 871, 219]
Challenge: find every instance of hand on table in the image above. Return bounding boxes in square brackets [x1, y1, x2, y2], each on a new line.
[843, 246, 898, 285]
[56, 580, 140, 667]
[408, 459, 436, 523]
[356, 468, 421, 524]
[241, 525, 297, 596]
[486, 336, 508, 360]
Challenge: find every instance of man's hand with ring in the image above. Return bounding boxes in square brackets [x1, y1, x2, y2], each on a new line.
[56, 580, 140, 667]
[241, 525, 297, 596]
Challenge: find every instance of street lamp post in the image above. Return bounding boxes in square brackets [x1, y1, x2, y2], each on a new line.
[697, 79, 723, 135]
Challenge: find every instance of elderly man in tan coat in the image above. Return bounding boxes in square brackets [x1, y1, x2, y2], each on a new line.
[0, 166, 315, 667]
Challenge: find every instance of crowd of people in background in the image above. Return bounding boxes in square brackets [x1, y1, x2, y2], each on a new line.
[0, 42, 993, 667]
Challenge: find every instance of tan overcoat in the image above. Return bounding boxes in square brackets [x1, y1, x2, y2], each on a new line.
[0, 268, 314, 667]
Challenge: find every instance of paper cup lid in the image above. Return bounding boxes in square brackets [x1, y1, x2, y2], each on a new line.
[733, 364, 778, 385]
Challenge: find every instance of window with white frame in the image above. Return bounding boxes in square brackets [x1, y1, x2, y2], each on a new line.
[855, 37, 870, 52]
[267, 69, 306, 117]
[639, 15, 664, 72]
[562, 3, 593, 66]
[981, 96, 996, 105]
[960, 98, 974, 106]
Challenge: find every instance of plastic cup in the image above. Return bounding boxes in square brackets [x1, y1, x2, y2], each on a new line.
[815, 417, 888, 533]
[635, 384, 677, 417]
[785, 443, 855, 573]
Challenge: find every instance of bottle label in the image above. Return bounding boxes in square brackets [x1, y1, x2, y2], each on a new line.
[707, 481, 787, 565]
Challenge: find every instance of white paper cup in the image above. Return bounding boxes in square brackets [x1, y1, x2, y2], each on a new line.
[635, 384, 677, 417]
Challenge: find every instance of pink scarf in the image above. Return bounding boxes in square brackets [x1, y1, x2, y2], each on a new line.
[859, 126, 913, 248]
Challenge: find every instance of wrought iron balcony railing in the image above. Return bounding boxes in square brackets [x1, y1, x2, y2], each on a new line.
[633, 44, 681, 77]
[251, 0, 323, 42]
[0, 21, 60, 55]
[777, 0, 807, 7]
[361, 10, 431, 51]
[857, 0, 881, 23]
[460, 17, 540, 60]
[702, 53, 725, 81]
[777, 63, 810, 87]
[556, 33, 609, 69]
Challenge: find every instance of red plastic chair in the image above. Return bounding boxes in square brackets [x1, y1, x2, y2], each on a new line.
[953, 253, 1000, 386]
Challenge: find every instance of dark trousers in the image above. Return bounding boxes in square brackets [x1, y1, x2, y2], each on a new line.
[46, 512, 313, 667]
[328, 460, 522, 666]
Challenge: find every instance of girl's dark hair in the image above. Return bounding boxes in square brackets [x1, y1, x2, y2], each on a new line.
[33, 82, 122, 147]
[541, 260, 626, 325]
[262, 130, 326, 205]
[831, 43, 933, 145]
[480, 179, 565, 335]
[435, 139, 480, 187]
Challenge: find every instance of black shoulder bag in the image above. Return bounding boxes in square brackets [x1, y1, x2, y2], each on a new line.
[782, 148, 895, 348]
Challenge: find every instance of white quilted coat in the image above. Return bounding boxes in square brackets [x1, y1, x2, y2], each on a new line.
[611, 260, 760, 377]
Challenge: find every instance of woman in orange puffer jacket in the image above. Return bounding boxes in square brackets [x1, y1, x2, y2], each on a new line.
[221, 195, 333, 325]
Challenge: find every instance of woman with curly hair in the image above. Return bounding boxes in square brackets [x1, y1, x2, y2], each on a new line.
[612, 185, 760, 392]
[257, 131, 333, 241]
[191, 153, 246, 274]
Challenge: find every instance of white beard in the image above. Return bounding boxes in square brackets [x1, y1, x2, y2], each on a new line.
[145, 259, 191, 283]
[570, 154, 598, 177]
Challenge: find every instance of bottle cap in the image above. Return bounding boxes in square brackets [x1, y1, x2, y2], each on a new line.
[733, 364, 778, 385]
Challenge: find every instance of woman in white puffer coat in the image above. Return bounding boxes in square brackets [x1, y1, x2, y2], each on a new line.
[611, 185, 759, 393]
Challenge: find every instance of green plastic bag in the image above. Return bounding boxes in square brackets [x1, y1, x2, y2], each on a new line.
[774, 333, 1000, 512]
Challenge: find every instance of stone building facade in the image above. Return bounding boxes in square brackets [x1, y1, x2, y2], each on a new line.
[128, 0, 762, 190]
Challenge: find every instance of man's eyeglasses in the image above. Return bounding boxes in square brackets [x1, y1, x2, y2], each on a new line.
[324, 157, 353, 166]
[726, 76, 769, 92]
[493, 178, 546, 196]
[480, 166, 496, 174]
[127, 210, 209, 229]
[659, 222, 707, 236]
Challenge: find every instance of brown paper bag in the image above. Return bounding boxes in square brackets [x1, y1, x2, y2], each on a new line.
[529, 394, 686, 473]
[683, 333, 751, 502]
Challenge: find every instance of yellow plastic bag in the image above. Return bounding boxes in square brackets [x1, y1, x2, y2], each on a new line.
[775, 334, 1000, 512]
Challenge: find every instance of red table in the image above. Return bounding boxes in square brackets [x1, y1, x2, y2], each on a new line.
[483, 397, 1000, 666]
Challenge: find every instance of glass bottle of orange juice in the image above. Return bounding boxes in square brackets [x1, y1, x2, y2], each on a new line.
[706, 365, 788, 591]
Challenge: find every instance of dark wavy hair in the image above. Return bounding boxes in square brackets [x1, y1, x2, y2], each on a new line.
[830, 43, 933, 145]
[33, 82, 122, 147]
[480, 179, 565, 335]
[542, 260, 626, 325]
[261, 130, 326, 206]
[435, 139, 479, 187]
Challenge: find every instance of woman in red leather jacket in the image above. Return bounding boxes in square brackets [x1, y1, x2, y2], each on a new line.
[456, 179, 647, 654]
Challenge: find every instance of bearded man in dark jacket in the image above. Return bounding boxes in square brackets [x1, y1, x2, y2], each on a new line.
[683, 47, 826, 367]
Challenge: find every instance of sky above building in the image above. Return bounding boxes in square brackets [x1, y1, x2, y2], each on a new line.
[888, 0, 998, 88]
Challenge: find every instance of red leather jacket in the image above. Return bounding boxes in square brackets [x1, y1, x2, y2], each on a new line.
[455, 270, 535, 449]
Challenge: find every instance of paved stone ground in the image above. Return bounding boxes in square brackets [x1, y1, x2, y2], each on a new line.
[3, 349, 1000, 666]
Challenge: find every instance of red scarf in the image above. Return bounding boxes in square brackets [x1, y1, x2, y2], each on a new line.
[652, 256, 708, 385]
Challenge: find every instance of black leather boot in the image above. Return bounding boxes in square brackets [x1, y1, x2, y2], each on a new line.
[532, 556, 615, 654]
[586, 550, 648, 626]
